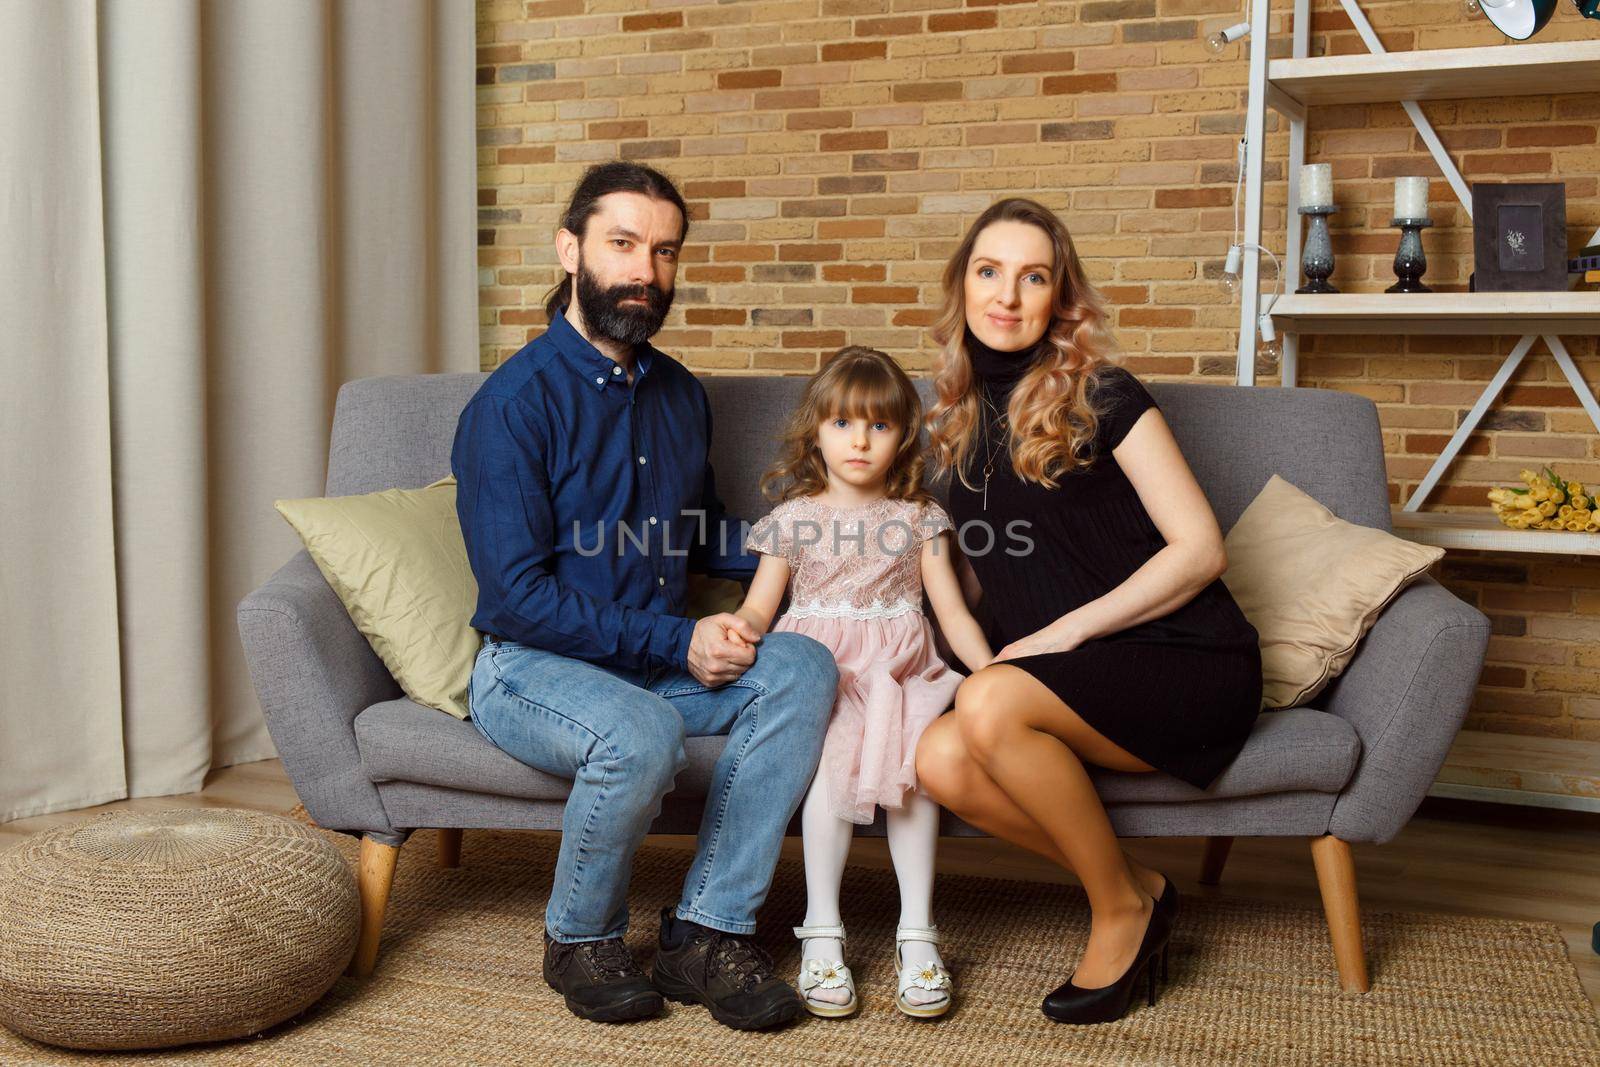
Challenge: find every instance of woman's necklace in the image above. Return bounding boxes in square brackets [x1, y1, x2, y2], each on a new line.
[979, 386, 1008, 511]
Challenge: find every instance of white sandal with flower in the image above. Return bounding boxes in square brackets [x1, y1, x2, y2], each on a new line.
[793, 922, 858, 1018]
[793, 921, 857, 1017]
[894, 925, 953, 1019]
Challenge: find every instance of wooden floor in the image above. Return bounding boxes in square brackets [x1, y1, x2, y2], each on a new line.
[5, 759, 1597, 1010]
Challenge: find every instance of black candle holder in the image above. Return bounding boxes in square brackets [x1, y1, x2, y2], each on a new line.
[1297, 205, 1338, 294]
[1386, 216, 1433, 294]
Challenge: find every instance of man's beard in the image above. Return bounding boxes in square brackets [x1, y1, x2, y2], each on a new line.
[574, 260, 673, 347]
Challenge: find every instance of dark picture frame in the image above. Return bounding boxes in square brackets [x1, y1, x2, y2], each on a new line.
[1471, 182, 1567, 292]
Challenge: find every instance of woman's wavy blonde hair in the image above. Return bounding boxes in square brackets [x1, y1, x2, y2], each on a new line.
[926, 198, 1121, 490]
[761, 346, 934, 505]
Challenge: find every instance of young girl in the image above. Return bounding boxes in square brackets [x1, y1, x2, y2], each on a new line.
[734, 346, 994, 1020]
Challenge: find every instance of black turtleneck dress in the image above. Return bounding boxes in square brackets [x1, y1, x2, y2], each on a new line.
[949, 334, 1263, 790]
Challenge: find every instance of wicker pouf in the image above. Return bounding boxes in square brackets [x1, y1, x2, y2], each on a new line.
[0, 808, 358, 1050]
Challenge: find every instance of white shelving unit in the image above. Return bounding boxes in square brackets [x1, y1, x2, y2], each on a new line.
[1236, 2, 1600, 402]
[1391, 510, 1600, 555]
[1235, 0, 1600, 512]
[1268, 291, 1600, 336]
[1267, 39, 1600, 108]
[1433, 731, 1600, 814]
[1232, 2, 1600, 811]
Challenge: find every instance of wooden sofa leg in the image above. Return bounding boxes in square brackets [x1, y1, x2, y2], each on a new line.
[1310, 835, 1370, 993]
[349, 836, 400, 978]
[1199, 836, 1232, 886]
[438, 828, 463, 869]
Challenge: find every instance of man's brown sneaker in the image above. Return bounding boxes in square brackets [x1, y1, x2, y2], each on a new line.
[649, 909, 803, 1031]
[543, 932, 664, 1023]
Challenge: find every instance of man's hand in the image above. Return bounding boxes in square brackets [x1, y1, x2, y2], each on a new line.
[688, 613, 761, 687]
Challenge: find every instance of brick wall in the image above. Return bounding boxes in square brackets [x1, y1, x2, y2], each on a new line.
[475, 0, 1600, 742]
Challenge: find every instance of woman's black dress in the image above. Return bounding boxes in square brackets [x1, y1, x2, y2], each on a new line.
[948, 334, 1262, 789]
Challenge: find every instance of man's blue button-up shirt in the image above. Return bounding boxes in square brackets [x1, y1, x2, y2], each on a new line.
[451, 309, 757, 672]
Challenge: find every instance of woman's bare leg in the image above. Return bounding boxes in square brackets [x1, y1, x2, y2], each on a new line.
[946, 665, 1166, 988]
[916, 718, 1166, 900]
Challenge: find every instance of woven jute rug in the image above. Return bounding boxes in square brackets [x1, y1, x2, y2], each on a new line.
[2, 821, 1596, 1066]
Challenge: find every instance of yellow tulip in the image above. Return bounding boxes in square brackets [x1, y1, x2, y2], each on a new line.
[1539, 500, 1557, 517]
[1569, 482, 1585, 498]
[1567, 519, 1585, 532]
[1560, 505, 1574, 519]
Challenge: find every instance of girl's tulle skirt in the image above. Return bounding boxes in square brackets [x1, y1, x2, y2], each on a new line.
[773, 610, 963, 825]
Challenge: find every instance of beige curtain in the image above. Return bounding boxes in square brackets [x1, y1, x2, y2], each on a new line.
[0, 0, 479, 823]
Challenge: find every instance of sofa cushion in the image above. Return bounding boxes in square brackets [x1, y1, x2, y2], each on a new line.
[356, 697, 1358, 805]
[1091, 705, 1360, 803]
[354, 696, 726, 801]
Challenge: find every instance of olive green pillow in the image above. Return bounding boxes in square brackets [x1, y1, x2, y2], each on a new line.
[685, 574, 748, 618]
[276, 477, 479, 719]
[276, 477, 751, 719]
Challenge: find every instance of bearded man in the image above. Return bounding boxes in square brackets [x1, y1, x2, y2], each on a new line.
[451, 162, 835, 1031]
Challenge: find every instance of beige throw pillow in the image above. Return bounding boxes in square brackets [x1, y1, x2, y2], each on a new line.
[1221, 474, 1444, 711]
[276, 476, 479, 719]
[276, 476, 751, 719]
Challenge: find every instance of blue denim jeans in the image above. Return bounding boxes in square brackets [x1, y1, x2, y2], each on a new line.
[468, 630, 836, 943]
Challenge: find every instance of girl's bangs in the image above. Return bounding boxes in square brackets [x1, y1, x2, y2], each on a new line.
[824, 369, 909, 425]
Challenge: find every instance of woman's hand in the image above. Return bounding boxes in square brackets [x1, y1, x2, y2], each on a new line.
[992, 620, 1081, 663]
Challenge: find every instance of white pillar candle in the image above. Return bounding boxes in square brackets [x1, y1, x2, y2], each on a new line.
[1394, 176, 1429, 219]
[1299, 163, 1332, 209]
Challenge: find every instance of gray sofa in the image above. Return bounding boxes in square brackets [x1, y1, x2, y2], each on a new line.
[238, 371, 1490, 990]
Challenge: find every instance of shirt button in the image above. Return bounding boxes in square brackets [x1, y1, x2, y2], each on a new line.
[612, 366, 622, 375]
[638, 456, 647, 465]
[648, 516, 658, 525]
[657, 576, 666, 586]
[595, 376, 604, 385]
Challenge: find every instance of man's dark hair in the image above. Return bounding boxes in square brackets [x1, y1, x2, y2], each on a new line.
[543, 162, 689, 323]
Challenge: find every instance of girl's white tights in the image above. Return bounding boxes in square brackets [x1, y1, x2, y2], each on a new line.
[799, 774, 945, 1006]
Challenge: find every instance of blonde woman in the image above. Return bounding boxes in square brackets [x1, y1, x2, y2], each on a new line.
[913, 198, 1263, 1025]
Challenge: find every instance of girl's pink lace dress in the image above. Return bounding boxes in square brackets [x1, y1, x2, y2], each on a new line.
[747, 496, 964, 824]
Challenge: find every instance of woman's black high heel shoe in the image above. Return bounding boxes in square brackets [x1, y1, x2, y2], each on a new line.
[1041, 877, 1179, 1025]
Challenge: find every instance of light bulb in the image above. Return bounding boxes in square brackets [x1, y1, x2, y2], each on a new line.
[1204, 22, 1250, 54]
[1220, 244, 1243, 294]
[1258, 309, 1281, 364]
[1258, 309, 1277, 344]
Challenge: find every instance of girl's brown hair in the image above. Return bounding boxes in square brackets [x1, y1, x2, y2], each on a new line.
[925, 198, 1121, 490]
[761, 346, 933, 504]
